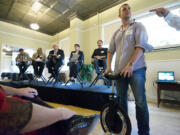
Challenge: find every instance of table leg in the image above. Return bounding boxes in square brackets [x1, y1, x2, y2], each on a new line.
[157, 87, 161, 107]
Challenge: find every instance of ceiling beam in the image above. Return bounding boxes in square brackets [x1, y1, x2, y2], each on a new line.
[83, 0, 127, 20]
[6, 0, 16, 18]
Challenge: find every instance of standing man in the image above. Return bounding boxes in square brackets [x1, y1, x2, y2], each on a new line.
[105, 4, 152, 135]
[92, 40, 108, 74]
[150, 7, 180, 31]
[46, 44, 64, 78]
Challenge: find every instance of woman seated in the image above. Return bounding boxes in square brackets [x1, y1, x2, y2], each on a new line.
[68, 44, 84, 82]
[32, 48, 46, 77]
[0, 84, 99, 135]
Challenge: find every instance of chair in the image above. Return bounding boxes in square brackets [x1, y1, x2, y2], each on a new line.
[1, 72, 8, 80]
[33, 74, 47, 85]
[89, 59, 110, 87]
[65, 73, 84, 88]
[16, 61, 32, 82]
[32, 61, 47, 85]
[46, 62, 64, 86]
[65, 61, 84, 88]
[1, 72, 13, 80]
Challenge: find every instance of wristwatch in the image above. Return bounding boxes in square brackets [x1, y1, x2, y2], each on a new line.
[128, 62, 133, 66]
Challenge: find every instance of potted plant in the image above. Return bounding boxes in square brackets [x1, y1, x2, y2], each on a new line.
[79, 64, 93, 83]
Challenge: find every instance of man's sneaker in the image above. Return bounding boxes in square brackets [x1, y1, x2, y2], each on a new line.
[48, 74, 54, 79]
[70, 79, 75, 83]
[67, 114, 100, 135]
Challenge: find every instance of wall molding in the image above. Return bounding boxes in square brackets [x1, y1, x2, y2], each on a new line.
[0, 30, 51, 44]
[70, 28, 84, 32]
[146, 59, 180, 63]
[70, 27, 100, 33]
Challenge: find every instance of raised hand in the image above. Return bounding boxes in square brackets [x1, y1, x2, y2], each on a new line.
[150, 8, 169, 17]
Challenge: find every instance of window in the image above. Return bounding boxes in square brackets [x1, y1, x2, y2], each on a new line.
[102, 3, 180, 50]
[1, 44, 35, 73]
[101, 44, 115, 71]
[102, 2, 180, 70]
[59, 37, 70, 72]
[102, 19, 121, 46]
[136, 6, 180, 49]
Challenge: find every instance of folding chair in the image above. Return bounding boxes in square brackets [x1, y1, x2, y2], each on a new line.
[89, 59, 110, 87]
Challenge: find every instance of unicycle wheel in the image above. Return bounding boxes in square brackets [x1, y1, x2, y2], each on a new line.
[100, 103, 131, 135]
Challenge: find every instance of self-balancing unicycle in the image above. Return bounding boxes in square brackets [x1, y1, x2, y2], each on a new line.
[100, 73, 131, 135]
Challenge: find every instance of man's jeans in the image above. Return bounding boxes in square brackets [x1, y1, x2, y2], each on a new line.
[17, 62, 30, 74]
[116, 67, 150, 135]
[93, 59, 107, 74]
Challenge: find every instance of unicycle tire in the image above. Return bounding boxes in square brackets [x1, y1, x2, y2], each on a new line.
[100, 103, 131, 135]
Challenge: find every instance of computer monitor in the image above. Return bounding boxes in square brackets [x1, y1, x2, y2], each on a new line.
[157, 71, 175, 82]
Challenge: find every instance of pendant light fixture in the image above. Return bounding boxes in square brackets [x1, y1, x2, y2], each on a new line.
[30, 1, 41, 30]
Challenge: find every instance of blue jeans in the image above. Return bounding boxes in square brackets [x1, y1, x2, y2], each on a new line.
[16, 62, 30, 74]
[116, 67, 150, 135]
[69, 62, 81, 78]
[93, 59, 107, 74]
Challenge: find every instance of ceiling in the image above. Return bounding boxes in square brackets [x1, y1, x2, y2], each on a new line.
[0, 0, 127, 35]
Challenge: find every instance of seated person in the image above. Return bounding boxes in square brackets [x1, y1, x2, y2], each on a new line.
[16, 48, 31, 77]
[0, 84, 99, 135]
[91, 40, 108, 74]
[68, 44, 84, 82]
[46, 44, 65, 78]
[32, 48, 46, 77]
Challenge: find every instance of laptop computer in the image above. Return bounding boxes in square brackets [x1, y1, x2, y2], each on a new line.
[157, 71, 175, 83]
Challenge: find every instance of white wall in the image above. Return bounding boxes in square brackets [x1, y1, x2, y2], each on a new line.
[146, 59, 180, 102]
[0, 21, 53, 74]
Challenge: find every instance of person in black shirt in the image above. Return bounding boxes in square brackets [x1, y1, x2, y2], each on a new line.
[92, 40, 107, 74]
[68, 44, 84, 81]
[46, 44, 65, 77]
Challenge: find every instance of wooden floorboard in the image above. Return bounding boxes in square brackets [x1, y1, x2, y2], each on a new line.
[47, 101, 180, 135]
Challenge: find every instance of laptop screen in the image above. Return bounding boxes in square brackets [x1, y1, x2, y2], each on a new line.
[157, 71, 175, 82]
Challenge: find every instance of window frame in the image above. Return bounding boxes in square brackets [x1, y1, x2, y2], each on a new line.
[102, 2, 180, 51]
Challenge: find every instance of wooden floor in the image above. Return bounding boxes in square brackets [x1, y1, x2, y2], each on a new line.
[48, 101, 180, 135]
